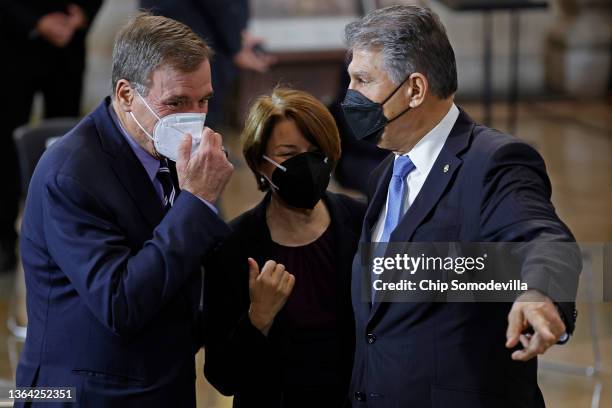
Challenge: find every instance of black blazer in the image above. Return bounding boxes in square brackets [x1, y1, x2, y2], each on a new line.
[349, 108, 581, 408]
[204, 191, 366, 407]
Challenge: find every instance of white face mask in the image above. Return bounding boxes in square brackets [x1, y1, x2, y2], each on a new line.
[129, 91, 206, 162]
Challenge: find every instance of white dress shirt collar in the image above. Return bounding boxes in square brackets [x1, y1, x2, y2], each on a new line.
[398, 103, 460, 176]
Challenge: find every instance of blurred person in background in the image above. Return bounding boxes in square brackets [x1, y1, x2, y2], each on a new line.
[16, 13, 233, 407]
[204, 88, 364, 407]
[0, 0, 102, 272]
[141, 0, 275, 129]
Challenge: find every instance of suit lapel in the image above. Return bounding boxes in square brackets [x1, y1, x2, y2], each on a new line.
[363, 154, 394, 241]
[390, 109, 474, 242]
[368, 109, 475, 320]
[353, 155, 393, 315]
[93, 98, 165, 229]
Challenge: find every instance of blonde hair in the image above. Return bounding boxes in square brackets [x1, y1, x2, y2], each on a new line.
[242, 88, 341, 191]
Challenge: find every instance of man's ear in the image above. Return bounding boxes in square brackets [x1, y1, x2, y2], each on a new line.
[115, 80, 134, 112]
[405, 73, 428, 109]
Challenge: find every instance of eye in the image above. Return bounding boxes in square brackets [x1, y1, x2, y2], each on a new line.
[278, 152, 294, 158]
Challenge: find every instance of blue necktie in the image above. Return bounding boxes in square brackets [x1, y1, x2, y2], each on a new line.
[371, 156, 415, 303]
[380, 155, 416, 242]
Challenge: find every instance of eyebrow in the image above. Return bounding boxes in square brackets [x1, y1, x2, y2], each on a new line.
[162, 92, 214, 103]
[350, 70, 372, 80]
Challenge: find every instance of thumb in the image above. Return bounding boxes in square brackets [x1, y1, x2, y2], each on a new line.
[247, 257, 259, 284]
[177, 134, 193, 166]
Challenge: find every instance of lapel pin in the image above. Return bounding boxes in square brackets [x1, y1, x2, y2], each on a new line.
[443, 164, 450, 173]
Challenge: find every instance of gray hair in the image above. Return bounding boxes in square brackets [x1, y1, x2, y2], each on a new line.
[111, 12, 212, 96]
[345, 5, 457, 98]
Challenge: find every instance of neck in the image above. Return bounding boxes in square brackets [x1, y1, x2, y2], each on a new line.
[267, 193, 321, 227]
[265, 192, 331, 246]
[394, 97, 454, 154]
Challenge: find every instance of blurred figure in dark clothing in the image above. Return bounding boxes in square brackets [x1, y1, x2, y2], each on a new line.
[0, 0, 102, 272]
[141, 0, 274, 129]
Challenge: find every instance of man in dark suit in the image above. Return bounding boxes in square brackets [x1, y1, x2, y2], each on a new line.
[0, 0, 102, 272]
[140, 0, 274, 129]
[341, 6, 581, 407]
[16, 14, 233, 407]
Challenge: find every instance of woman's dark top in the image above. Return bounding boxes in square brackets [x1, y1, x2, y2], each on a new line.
[204, 192, 366, 408]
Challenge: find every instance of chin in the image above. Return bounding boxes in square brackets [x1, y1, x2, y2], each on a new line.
[377, 133, 392, 150]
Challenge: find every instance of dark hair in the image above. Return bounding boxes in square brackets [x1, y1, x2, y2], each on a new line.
[111, 12, 212, 95]
[345, 5, 457, 98]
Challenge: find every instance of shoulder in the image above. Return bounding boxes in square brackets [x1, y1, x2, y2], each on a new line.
[228, 199, 267, 235]
[325, 192, 366, 231]
[32, 115, 108, 190]
[468, 125, 542, 165]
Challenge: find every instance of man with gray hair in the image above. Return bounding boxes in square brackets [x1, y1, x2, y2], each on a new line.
[16, 13, 233, 407]
[342, 6, 580, 407]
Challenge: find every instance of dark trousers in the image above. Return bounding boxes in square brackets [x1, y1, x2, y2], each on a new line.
[0, 36, 85, 246]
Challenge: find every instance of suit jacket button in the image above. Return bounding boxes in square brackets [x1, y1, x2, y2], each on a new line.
[367, 333, 377, 344]
[354, 392, 366, 401]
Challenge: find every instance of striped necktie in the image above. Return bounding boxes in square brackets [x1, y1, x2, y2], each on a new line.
[156, 159, 176, 212]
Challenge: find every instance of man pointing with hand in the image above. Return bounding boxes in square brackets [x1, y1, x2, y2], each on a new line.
[17, 14, 232, 407]
[344, 6, 581, 407]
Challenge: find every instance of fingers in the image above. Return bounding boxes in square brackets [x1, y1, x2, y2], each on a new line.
[512, 332, 548, 361]
[247, 257, 259, 285]
[524, 308, 558, 345]
[506, 305, 525, 348]
[281, 273, 296, 295]
[200, 127, 222, 151]
[177, 133, 192, 165]
[258, 260, 292, 290]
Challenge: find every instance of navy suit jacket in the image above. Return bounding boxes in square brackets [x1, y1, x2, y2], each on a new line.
[350, 109, 581, 408]
[16, 98, 230, 407]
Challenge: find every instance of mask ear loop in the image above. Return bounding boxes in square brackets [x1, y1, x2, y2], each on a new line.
[129, 111, 155, 141]
[129, 89, 161, 142]
[382, 74, 415, 124]
[261, 155, 286, 191]
[135, 90, 162, 120]
[262, 155, 287, 172]
[260, 173, 279, 191]
[380, 73, 413, 106]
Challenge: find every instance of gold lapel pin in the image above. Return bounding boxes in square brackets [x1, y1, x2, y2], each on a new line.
[443, 164, 450, 173]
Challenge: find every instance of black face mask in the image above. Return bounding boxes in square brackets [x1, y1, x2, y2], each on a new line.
[262, 152, 333, 210]
[340, 76, 413, 144]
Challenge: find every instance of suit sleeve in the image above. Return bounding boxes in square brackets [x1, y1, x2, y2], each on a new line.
[195, 0, 249, 56]
[203, 241, 278, 396]
[42, 173, 230, 337]
[479, 141, 581, 334]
